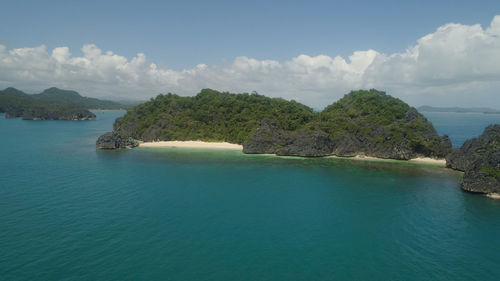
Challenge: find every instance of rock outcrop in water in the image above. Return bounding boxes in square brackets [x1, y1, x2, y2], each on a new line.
[446, 124, 500, 195]
[97, 89, 451, 160]
[96, 131, 139, 149]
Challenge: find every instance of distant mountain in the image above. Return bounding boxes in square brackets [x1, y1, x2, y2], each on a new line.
[32, 87, 125, 109]
[0, 87, 125, 120]
[418, 105, 500, 114]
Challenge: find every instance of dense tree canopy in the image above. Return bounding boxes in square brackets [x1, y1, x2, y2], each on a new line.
[316, 89, 443, 155]
[114, 88, 445, 158]
[115, 89, 314, 143]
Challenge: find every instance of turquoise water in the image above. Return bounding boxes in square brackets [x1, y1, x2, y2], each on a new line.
[423, 111, 500, 147]
[1, 111, 499, 281]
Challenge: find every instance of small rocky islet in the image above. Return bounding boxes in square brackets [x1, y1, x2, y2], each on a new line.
[447, 124, 500, 195]
[96, 88, 499, 197]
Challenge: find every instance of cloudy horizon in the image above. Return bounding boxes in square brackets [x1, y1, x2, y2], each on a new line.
[1, 15, 499, 109]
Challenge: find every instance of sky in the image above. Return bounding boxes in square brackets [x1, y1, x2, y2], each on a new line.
[1, 0, 499, 108]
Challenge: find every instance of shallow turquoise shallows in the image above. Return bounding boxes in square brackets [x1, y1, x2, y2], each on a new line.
[0, 111, 499, 281]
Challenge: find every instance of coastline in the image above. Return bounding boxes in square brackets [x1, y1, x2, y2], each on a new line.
[328, 155, 446, 166]
[139, 140, 446, 167]
[486, 193, 500, 200]
[409, 157, 446, 165]
[139, 140, 243, 150]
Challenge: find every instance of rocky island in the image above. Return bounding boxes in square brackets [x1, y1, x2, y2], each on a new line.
[97, 89, 451, 158]
[447, 125, 500, 196]
[96, 88, 500, 197]
[0, 87, 124, 120]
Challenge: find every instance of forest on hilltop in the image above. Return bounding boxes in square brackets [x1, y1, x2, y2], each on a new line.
[111, 88, 450, 159]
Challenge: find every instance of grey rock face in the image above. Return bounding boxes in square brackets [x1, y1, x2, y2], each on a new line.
[434, 135, 453, 158]
[405, 107, 420, 122]
[96, 131, 139, 149]
[242, 121, 287, 154]
[331, 134, 364, 158]
[462, 171, 499, 194]
[446, 124, 500, 194]
[276, 130, 334, 157]
[243, 121, 334, 157]
[243, 117, 452, 160]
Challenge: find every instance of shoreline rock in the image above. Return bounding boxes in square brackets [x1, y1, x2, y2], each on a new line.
[446, 124, 500, 194]
[96, 131, 139, 149]
[242, 121, 335, 157]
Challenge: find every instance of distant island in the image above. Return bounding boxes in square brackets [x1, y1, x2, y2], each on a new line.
[0, 87, 125, 120]
[418, 105, 500, 114]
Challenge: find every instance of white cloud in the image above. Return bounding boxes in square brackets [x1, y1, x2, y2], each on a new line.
[1, 16, 500, 108]
[51, 47, 70, 63]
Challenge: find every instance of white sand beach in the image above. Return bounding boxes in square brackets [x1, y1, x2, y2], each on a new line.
[408, 157, 446, 166]
[329, 155, 446, 166]
[139, 141, 447, 166]
[486, 193, 500, 200]
[139, 140, 243, 150]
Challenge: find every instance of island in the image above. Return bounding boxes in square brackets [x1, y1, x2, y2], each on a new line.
[97, 89, 452, 159]
[96, 88, 500, 197]
[0, 87, 125, 120]
[418, 105, 500, 114]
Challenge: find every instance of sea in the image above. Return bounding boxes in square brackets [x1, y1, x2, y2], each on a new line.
[0, 111, 499, 281]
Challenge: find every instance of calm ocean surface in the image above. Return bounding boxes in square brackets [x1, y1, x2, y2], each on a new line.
[0, 111, 499, 281]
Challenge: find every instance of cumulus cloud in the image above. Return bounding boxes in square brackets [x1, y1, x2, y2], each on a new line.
[1, 16, 500, 108]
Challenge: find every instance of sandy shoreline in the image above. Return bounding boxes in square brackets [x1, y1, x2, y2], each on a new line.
[139, 140, 446, 166]
[408, 157, 446, 165]
[329, 155, 446, 166]
[486, 193, 500, 200]
[139, 140, 243, 150]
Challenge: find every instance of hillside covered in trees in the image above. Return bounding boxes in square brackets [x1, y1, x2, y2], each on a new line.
[100, 88, 452, 160]
[113, 89, 314, 143]
[0, 87, 124, 120]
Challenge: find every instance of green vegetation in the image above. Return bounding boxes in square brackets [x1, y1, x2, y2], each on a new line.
[0, 88, 31, 116]
[480, 165, 500, 179]
[0, 87, 125, 120]
[30, 87, 124, 109]
[115, 89, 314, 143]
[114, 88, 444, 158]
[316, 90, 442, 154]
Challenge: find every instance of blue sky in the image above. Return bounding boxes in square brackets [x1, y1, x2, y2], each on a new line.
[1, 0, 500, 108]
[2, 0, 499, 69]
